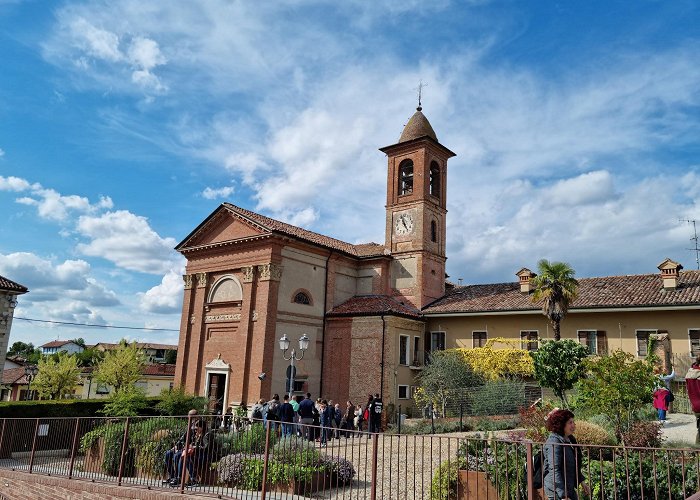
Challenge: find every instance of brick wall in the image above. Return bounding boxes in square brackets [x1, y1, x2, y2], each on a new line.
[0, 470, 185, 499]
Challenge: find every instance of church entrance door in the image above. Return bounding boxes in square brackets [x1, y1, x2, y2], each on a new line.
[206, 373, 227, 416]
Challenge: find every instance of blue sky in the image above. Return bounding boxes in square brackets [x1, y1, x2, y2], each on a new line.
[1, 0, 699, 348]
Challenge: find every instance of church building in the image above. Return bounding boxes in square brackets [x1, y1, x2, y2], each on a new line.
[174, 105, 450, 413]
[174, 105, 700, 415]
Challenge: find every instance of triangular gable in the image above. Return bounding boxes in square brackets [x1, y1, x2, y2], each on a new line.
[176, 204, 272, 251]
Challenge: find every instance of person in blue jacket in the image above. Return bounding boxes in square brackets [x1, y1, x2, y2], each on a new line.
[542, 409, 589, 500]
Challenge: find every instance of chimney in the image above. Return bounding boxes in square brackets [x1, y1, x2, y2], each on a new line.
[658, 258, 683, 290]
[516, 268, 536, 294]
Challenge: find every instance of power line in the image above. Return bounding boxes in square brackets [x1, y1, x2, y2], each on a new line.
[13, 317, 179, 332]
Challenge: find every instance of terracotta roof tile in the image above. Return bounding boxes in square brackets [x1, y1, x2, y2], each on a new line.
[222, 204, 389, 258]
[95, 342, 177, 351]
[2, 367, 28, 385]
[328, 295, 423, 319]
[0, 275, 27, 293]
[40, 340, 80, 348]
[423, 270, 700, 314]
[399, 108, 438, 143]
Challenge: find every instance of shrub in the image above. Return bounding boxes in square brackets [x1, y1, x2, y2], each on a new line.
[573, 421, 616, 446]
[217, 453, 264, 487]
[100, 388, 148, 417]
[430, 457, 466, 500]
[320, 455, 356, 484]
[518, 403, 555, 442]
[456, 341, 535, 379]
[532, 339, 589, 406]
[271, 436, 320, 465]
[217, 422, 275, 454]
[621, 421, 664, 448]
[472, 416, 520, 432]
[155, 386, 208, 416]
[583, 414, 616, 436]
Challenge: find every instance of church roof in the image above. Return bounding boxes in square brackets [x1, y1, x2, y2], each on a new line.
[219, 204, 389, 258]
[399, 107, 438, 143]
[0, 274, 27, 294]
[423, 270, 700, 315]
[328, 294, 423, 319]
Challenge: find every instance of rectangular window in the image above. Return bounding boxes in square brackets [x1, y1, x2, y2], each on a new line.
[413, 336, 421, 365]
[520, 331, 539, 351]
[399, 335, 409, 365]
[578, 330, 598, 355]
[636, 330, 656, 357]
[398, 385, 409, 399]
[431, 331, 446, 352]
[292, 380, 304, 392]
[96, 384, 110, 395]
[472, 331, 488, 348]
[690, 329, 700, 357]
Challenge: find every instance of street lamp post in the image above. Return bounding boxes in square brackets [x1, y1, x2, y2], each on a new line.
[279, 334, 310, 399]
[24, 365, 38, 401]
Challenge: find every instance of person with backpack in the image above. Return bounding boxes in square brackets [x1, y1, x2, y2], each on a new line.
[279, 394, 295, 436]
[265, 394, 281, 434]
[251, 399, 265, 422]
[369, 393, 383, 433]
[362, 395, 373, 434]
[297, 393, 315, 441]
[542, 408, 589, 500]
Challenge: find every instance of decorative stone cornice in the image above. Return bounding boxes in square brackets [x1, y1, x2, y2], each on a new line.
[183, 274, 193, 290]
[241, 266, 255, 283]
[196, 272, 208, 288]
[258, 263, 283, 282]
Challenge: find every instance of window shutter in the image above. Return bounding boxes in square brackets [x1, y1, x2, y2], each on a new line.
[690, 330, 700, 357]
[597, 331, 608, 355]
[578, 331, 588, 345]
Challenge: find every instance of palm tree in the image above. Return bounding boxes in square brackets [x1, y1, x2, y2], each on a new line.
[531, 259, 579, 341]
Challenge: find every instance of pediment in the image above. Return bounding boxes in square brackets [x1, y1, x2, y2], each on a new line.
[205, 356, 231, 370]
[177, 206, 271, 250]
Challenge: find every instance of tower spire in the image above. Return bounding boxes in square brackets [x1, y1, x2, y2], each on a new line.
[415, 80, 427, 111]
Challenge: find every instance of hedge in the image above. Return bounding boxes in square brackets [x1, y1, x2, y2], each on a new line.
[0, 397, 163, 418]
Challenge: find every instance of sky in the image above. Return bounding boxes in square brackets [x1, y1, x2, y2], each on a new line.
[1, 0, 700, 348]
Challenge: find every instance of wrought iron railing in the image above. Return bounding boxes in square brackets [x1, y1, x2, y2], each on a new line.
[1, 415, 699, 498]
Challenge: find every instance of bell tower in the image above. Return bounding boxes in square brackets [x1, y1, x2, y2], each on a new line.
[379, 106, 456, 309]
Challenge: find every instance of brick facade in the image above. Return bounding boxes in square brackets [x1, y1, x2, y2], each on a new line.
[174, 108, 453, 411]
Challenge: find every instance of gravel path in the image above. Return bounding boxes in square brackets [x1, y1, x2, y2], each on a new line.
[660, 412, 698, 445]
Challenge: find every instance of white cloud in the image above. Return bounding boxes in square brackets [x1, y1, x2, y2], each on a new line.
[202, 185, 234, 200]
[0, 148, 5, 157]
[0, 252, 120, 307]
[68, 16, 122, 62]
[548, 170, 616, 206]
[76, 210, 182, 274]
[0, 175, 33, 191]
[139, 269, 183, 314]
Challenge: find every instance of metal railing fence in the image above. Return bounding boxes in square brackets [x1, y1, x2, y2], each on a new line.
[1, 415, 699, 499]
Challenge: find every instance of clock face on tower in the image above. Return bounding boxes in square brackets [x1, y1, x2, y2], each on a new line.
[394, 212, 414, 236]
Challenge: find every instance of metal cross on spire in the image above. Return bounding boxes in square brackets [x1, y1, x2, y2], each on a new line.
[415, 80, 427, 111]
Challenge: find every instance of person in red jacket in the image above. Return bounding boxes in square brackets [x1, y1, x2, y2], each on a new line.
[653, 386, 671, 422]
[685, 356, 700, 444]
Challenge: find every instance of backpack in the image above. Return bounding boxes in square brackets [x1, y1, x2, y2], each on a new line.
[531, 451, 543, 489]
[252, 407, 263, 420]
[267, 401, 280, 420]
[373, 401, 383, 414]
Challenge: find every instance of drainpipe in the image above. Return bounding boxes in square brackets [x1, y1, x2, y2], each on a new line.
[380, 314, 386, 399]
[319, 251, 333, 397]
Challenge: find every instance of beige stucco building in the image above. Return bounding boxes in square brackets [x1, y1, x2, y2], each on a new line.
[0, 275, 28, 375]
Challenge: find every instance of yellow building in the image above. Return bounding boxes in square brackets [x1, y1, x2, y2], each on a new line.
[77, 364, 175, 399]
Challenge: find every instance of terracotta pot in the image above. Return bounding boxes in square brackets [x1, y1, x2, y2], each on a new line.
[457, 470, 499, 500]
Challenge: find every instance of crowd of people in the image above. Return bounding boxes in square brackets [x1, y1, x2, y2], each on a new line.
[222, 392, 385, 443]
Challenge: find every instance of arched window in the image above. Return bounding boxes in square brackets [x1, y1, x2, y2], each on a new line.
[293, 291, 312, 305]
[431, 220, 437, 242]
[399, 160, 414, 195]
[208, 275, 243, 303]
[429, 162, 440, 198]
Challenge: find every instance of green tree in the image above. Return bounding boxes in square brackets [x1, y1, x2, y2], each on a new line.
[532, 339, 589, 407]
[100, 387, 148, 417]
[415, 350, 484, 417]
[75, 347, 104, 367]
[155, 386, 208, 416]
[93, 340, 146, 392]
[164, 349, 177, 364]
[71, 337, 86, 348]
[576, 349, 657, 442]
[32, 352, 80, 399]
[8, 341, 34, 356]
[531, 259, 579, 341]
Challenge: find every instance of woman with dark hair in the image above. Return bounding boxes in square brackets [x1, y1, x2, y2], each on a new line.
[543, 409, 589, 500]
[685, 356, 700, 443]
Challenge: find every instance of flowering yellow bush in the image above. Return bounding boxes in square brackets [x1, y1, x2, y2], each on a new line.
[452, 341, 534, 380]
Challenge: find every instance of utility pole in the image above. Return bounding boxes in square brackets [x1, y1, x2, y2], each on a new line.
[679, 219, 700, 270]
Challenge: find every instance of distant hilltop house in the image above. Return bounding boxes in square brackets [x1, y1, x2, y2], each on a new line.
[39, 340, 85, 355]
[0, 274, 28, 374]
[93, 342, 177, 363]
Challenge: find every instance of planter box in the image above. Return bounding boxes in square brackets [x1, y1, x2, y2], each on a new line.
[457, 470, 498, 500]
[273, 471, 330, 496]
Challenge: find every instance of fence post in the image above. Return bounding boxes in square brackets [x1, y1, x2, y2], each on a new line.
[398, 405, 402, 434]
[28, 418, 40, 474]
[179, 413, 194, 493]
[460, 403, 463, 431]
[526, 442, 535, 499]
[260, 420, 272, 500]
[370, 432, 379, 500]
[430, 403, 435, 434]
[117, 417, 130, 486]
[0, 418, 6, 459]
[67, 417, 81, 479]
